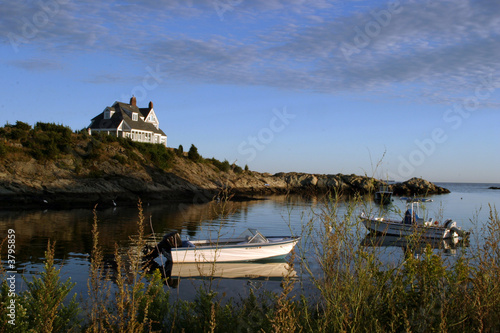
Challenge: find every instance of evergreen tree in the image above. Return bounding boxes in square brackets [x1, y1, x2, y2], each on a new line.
[188, 144, 201, 162]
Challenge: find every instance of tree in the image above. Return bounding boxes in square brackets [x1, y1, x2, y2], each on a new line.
[176, 144, 184, 157]
[188, 144, 201, 162]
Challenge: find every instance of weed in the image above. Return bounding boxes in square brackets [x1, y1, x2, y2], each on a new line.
[19, 241, 80, 332]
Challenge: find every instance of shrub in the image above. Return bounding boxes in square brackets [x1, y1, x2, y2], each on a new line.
[113, 154, 127, 165]
[117, 137, 134, 150]
[34, 122, 72, 138]
[8, 128, 28, 141]
[209, 158, 225, 172]
[233, 164, 243, 174]
[188, 144, 201, 162]
[0, 141, 5, 159]
[176, 144, 184, 157]
[134, 142, 174, 169]
[19, 241, 80, 332]
[14, 121, 32, 131]
[220, 159, 231, 172]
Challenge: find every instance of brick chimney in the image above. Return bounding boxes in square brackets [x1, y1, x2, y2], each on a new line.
[149, 101, 153, 110]
[130, 96, 137, 106]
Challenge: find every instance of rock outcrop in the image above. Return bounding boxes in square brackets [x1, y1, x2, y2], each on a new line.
[392, 177, 450, 196]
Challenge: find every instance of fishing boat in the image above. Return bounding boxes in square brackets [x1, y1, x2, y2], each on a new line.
[146, 228, 300, 263]
[360, 197, 468, 239]
[374, 184, 393, 205]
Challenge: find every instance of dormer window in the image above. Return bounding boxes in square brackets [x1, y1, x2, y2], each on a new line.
[132, 113, 138, 121]
[104, 109, 115, 119]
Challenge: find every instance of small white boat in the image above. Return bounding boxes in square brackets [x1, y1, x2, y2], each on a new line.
[149, 228, 300, 263]
[360, 197, 468, 239]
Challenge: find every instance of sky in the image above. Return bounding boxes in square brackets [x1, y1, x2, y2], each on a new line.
[1, 0, 499, 183]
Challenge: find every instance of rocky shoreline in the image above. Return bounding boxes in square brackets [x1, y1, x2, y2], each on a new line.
[0, 155, 449, 209]
[0, 126, 450, 209]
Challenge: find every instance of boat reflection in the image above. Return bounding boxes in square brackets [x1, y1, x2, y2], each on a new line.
[143, 257, 296, 288]
[360, 233, 469, 257]
[170, 260, 296, 280]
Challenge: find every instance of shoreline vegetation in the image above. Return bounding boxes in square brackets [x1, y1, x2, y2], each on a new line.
[1, 196, 499, 332]
[0, 121, 449, 209]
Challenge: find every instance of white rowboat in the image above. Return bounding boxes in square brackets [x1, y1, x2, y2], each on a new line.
[151, 229, 300, 263]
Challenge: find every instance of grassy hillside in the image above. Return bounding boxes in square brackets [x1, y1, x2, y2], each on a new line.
[0, 121, 245, 177]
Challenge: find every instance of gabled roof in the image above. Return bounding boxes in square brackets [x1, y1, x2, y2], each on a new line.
[89, 102, 166, 136]
[139, 107, 152, 118]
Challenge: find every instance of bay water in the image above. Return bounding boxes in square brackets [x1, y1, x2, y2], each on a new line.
[1, 182, 500, 301]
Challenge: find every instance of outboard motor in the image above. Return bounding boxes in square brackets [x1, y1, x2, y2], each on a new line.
[404, 209, 413, 224]
[145, 232, 181, 261]
[143, 232, 182, 286]
[444, 219, 456, 229]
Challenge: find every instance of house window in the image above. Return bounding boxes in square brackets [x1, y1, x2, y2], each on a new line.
[132, 113, 138, 121]
[104, 111, 110, 119]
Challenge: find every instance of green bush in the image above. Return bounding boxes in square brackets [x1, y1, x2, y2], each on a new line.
[0, 141, 6, 158]
[188, 144, 201, 162]
[34, 122, 71, 137]
[113, 154, 127, 165]
[233, 164, 243, 174]
[8, 128, 28, 141]
[14, 241, 80, 332]
[134, 142, 174, 169]
[14, 121, 32, 131]
[117, 137, 135, 150]
[176, 144, 184, 157]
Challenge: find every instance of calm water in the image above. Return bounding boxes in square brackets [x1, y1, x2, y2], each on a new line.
[1, 182, 500, 301]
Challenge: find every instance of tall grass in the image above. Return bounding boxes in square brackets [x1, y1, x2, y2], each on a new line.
[1, 196, 499, 332]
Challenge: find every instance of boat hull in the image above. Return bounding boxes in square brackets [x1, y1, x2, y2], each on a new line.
[361, 217, 452, 239]
[170, 237, 300, 263]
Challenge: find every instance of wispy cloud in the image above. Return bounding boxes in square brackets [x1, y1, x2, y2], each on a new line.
[9, 59, 63, 72]
[1, 0, 499, 104]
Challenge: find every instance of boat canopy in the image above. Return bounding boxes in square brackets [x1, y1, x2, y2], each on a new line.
[238, 228, 269, 244]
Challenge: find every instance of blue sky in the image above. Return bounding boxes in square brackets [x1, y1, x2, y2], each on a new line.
[1, 0, 499, 183]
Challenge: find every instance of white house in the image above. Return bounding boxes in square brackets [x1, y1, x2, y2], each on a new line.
[88, 96, 167, 146]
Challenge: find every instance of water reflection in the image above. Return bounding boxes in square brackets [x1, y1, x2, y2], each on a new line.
[360, 233, 470, 258]
[170, 261, 294, 280]
[0, 198, 269, 264]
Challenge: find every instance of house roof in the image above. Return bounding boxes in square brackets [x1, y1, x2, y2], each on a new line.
[89, 102, 166, 136]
